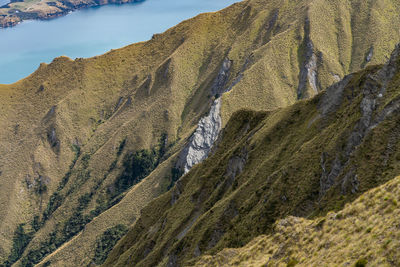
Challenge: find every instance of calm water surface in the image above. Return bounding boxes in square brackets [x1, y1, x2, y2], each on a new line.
[0, 0, 9, 7]
[0, 0, 238, 84]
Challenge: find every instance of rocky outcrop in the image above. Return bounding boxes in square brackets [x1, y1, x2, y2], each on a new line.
[297, 18, 319, 99]
[177, 58, 233, 174]
[211, 58, 232, 96]
[319, 44, 400, 197]
[0, 15, 21, 28]
[179, 98, 222, 174]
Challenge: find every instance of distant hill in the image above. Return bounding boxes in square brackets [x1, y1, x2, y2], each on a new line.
[0, 0, 141, 28]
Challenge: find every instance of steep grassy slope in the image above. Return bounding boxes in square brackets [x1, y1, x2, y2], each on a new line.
[195, 175, 400, 266]
[104, 45, 400, 266]
[1, 0, 400, 266]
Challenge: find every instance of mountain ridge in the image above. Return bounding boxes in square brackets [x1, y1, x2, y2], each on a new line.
[1, 0, 400, 266]
[103, 43, 400, 266]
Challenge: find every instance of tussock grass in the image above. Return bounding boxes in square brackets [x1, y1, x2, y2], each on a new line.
[195, 175, 400, 266]
[1, 0, 400, 265]
[104, 54, 400, 266]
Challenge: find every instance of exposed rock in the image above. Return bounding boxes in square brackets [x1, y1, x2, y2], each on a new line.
[167, 253, 177, 267]
[194, 245, 201, 257]
[320, 153, 341, 196]
[179, 98, 222, 174]
[332, 74, 341, 82]
[14, 124, 19, 135]
[176, 58, 234, 174]
[211, 58, 232, 96]
[341, 171, 359, 195]
[47, 127, 59, 150]
[207, 227, 225, 250]
[225, 147, 248, 184]
[142, 240, 156, 258]
[163, 58, 171, 78]
[176, 212, 201, 240]
[263, 9, 279, 43]
[135, 74, 152, 98]
[171, 180, 183, 205]
[319, 74, 353, 116]
[319, 44, 400, 197]
[25, 174, 33, 189]
[114, 97, 124, 111]
[38, 84, 45, 92]
[297, 18, 319, 99]
[366, 46, 374, 63]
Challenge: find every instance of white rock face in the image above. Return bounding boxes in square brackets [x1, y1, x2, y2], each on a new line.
[307, 53, 318, 94]
[183, 98, 222, 173]
[176, 58, 233, 174]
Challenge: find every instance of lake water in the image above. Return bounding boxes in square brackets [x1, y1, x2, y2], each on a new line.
[0, 0, 9, 7]
[0, 0, 238, 84]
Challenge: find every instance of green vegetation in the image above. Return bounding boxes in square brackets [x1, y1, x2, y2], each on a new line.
[2, 224, 33, 267]
[168, 167, 184, 190]
[31, 216, 41, 232]
[355, 258, 368, 267]
[104, 49, 400, 266]
[194, 175, 400, 266]
[33, 176, 47, 196]
[287, 258, 299, 267]
[93, 225, 128, 265]
[14, 135, 169, 266]
[112, 149, 159, 197]
[1, 0, 400, 265]
[43, 192, 63, 220]
[111, 133, 168, 198]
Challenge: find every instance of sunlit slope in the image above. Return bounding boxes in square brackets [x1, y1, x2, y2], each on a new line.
[1, 0, 400, 265]
[195, 175, 400, 266]
[104, 45, 400, 266]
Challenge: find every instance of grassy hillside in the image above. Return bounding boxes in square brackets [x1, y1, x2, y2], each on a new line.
[1, 0, 400, 266]
[104, 45, 400, 266]
[195, 175, 400, 266]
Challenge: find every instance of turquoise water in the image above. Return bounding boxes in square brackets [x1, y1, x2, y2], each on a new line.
[0, 0, 238, 84]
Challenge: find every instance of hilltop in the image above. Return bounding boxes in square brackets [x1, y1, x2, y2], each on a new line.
[0, 0, 400, 266]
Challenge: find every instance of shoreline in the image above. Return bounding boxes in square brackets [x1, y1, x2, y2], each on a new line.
[0, 0, 144, 28]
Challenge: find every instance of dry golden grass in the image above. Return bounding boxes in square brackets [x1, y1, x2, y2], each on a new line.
[1, 0, 400, 265]
[35, 156, 175, 267]
[102, 56, 400, 267]
[195, 175, 400, 267]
